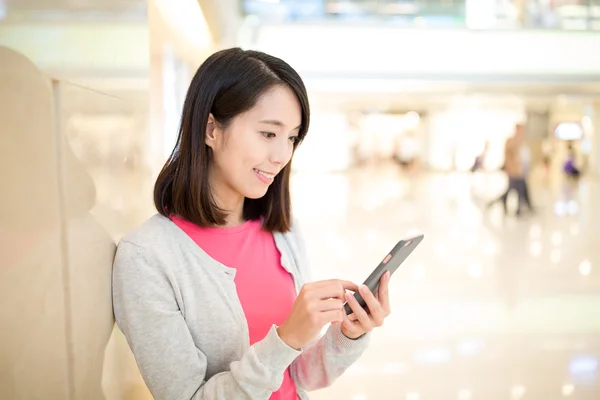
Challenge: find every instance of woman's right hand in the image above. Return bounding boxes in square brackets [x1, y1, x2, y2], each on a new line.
[277, 279, 358, 350]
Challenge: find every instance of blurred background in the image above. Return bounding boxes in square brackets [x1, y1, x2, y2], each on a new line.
[1, 0, 599, 399]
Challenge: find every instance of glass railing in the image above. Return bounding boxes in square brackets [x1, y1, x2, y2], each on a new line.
[241, 0, 600, 31]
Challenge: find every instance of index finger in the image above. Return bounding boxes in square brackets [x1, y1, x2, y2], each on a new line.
[377, 271, 390, 312]
[315, 279, 359, 299]
[314, 279, 358, 291]
[337, 280, 359, 292]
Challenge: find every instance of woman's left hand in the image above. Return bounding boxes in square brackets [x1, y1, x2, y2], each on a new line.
[340, 271, 391, 339]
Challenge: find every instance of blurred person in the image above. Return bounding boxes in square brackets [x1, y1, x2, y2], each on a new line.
[563, 143, 581, 178]
[487, 124, 534, 216]
[0, 47, 114, 399]
[470, 141, 489, 173]
[112, 48, 392, 400]
[519, 129, 533, 209]
[468, 141, 490, 198]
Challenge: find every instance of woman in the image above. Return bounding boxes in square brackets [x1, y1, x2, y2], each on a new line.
[112, 48, 392, 400]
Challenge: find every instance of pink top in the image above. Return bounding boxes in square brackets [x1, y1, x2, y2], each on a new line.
[171, 216, 299, 400]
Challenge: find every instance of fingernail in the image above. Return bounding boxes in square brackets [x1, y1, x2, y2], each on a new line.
[346, 293, 353, 301]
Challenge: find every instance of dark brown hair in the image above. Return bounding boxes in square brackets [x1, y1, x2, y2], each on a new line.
[154, 48, 310, 232]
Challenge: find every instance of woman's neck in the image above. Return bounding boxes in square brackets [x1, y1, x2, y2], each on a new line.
[212, 190, 245, 228]
[208, 169, 246, 228]
[224, 206, 245, 228]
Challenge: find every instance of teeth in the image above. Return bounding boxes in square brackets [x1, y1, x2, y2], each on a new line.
[255, 169, 274, 179]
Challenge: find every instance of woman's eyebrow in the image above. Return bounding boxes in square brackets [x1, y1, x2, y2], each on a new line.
[259, 119, 301, 130]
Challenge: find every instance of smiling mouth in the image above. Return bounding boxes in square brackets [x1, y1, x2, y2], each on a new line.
[254, 169, 276, 179]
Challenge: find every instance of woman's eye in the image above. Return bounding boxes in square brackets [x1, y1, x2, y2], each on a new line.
[261, 131, 276, 139]
[289, 136, 299, 144]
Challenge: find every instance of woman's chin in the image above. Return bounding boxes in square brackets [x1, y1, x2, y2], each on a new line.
[244, 188, 269, 200]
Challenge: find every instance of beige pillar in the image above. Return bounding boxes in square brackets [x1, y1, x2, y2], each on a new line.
[0, 46, 117, 400]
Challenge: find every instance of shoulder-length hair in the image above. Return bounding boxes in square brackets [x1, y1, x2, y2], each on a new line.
[154, 48, 310, 232]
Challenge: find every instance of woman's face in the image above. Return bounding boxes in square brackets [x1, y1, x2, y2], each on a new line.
[206, 84, 302, 209]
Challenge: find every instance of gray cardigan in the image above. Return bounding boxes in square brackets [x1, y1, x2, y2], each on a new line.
[112, 214, 370, 400]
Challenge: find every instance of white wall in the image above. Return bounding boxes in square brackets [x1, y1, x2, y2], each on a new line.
[252, 25, 600, 78]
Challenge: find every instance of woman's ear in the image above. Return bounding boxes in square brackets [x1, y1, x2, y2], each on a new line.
[205, 113, 217, 149]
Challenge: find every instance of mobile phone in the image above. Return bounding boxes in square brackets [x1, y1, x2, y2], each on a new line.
[344, 234, 424, 315]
